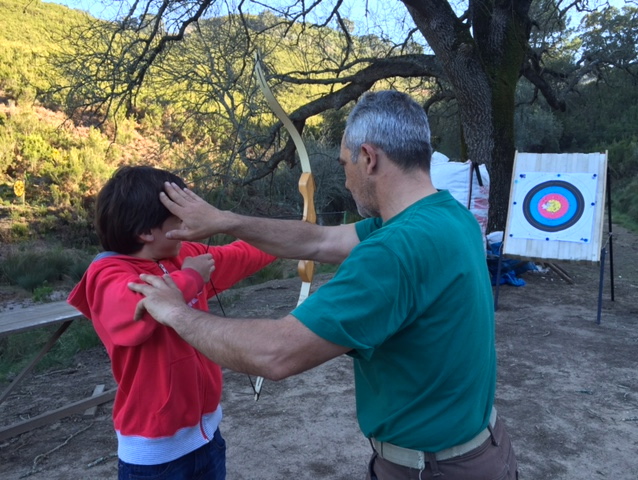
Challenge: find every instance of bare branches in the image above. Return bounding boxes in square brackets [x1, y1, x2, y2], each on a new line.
[58, 0, 217, 120]
[46, 0, 637, 231]
[276, 54, 442, 85]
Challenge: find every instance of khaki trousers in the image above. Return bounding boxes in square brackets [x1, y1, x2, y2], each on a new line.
[366, 416, 518, 480]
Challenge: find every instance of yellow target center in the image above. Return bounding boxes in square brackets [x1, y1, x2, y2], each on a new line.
[542, 199, 562, 213]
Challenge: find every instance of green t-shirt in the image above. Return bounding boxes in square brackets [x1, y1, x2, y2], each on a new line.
[292, 190, 496, 451]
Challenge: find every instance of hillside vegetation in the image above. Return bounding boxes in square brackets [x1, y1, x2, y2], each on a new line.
[0, 0, 636, 250]
[0, 0, 636, 378]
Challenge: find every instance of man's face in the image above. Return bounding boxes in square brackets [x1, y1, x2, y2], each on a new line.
[338, 137, 378, 218]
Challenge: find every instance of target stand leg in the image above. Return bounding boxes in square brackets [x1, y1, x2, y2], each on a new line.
[596, 247, 606, 325]
[493, 243, 504, 311]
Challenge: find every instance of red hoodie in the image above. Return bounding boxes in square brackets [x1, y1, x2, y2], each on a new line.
[68, 240, 275, 465]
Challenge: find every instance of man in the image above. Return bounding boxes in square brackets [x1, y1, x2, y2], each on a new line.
[129, 90, 518, 479]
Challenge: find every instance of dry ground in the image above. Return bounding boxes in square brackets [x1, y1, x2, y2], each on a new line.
[1, 225, 637, 479]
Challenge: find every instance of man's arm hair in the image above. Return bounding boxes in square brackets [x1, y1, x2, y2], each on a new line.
[220, 216, 359, 265]
[160, 182, 360, 264]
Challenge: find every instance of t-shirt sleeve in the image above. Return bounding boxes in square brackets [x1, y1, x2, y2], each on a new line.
[291, 239, 411, 360]
[355, 217, 383, 241]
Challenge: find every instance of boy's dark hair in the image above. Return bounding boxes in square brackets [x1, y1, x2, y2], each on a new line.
[95, 166, 187, 254]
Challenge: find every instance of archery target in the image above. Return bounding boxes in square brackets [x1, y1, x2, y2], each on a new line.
[509, 172, 599, 243]
[522, 180, 584, 232]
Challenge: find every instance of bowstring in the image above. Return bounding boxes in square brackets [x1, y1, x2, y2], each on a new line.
[204, 231, 262, 400]
[187, 176, 261, 398]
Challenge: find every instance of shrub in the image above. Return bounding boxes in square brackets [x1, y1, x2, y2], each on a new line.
[9, 222, 30, 240]
[0, 245, 93, 293]
[32, 283, 54, 302]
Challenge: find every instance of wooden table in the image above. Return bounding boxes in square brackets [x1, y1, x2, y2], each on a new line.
[0, 301, 116, 441]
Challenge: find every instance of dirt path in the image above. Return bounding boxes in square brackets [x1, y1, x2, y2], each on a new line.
[1, 226, 637, 479]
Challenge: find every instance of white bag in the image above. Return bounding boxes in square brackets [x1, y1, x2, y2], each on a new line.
[430, 152, 490, 239]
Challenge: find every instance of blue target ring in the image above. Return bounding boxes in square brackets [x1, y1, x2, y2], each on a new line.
[523, 180, 584, 232]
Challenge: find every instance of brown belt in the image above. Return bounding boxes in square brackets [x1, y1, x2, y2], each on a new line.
[371, 407, 497, 469]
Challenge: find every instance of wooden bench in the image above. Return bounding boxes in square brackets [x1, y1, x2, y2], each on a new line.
[0, 301, 116, 441]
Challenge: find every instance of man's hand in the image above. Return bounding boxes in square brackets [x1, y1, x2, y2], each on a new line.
[160, 182, 229, 241]
[129, 274, 191, 324]
[182, 254, 215, 282]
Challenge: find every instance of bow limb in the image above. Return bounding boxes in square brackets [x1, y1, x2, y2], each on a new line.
[253, 52, 317, 400]
[254, 51, 316, 303]
[254, 52, 312, 173]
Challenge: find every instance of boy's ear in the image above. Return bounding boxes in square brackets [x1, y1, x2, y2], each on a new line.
[137, 231, 155, 244]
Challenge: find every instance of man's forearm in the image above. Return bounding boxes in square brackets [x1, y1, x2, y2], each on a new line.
[129, 273, 350, 378]
[166, 307, 346, 380]
[172, 308, 281, 378]
[220, 211, 355, 264]
[161, 183, 358, 262]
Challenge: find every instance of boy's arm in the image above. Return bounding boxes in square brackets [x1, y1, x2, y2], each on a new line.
[181, 242, 276, 293]
[70, 260, 209, 347]
[74, 265, 161, 347]
[160, 183, 360, 264]
[165, 266, 207, 303]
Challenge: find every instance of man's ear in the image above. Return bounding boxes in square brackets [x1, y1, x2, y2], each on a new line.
[360, 143, 378, 173]
[138, 231, 155, 244]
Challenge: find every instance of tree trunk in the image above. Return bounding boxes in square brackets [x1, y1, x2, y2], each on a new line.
[404, 0, 532, 233]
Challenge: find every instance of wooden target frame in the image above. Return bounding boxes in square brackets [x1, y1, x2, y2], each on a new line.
[496, 151, 613, 324]
[503, 151, 608, 262]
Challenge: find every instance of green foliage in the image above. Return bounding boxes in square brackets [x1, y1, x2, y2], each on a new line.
[560, 77, 638, 152]
[316, 263, 339, 274]
[0, 0, 636, 240]
[579, 6, 638, 72]
[608, 140, 638, 232]
[67, 253, 94, 283]
[613, 193, 638, 232]
[0, 106, 119, 209]
[0, 0, 87, 102]
[234, 260, 286, 288]
[9, 222, 30, 239]
[32, 283, 54, 302]
[515, 102, 563, 153]
[0, 245, 93, 292]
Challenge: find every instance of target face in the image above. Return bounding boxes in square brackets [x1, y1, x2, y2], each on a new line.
[522, 180, 584, 232]
[509, 172, 599, 244]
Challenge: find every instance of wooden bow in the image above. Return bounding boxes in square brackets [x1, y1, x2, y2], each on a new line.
[253, 51, 317, 399]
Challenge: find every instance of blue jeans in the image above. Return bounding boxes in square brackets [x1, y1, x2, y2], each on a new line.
[118, 428, 226, 480]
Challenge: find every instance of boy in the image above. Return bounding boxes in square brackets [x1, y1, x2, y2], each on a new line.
[68, 166, 276, 479]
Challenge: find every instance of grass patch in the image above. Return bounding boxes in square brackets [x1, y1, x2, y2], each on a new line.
[233, 259, 287, 288]
[0, 319, 100, 383]
[316, 263, 339, 274]
[0, 244, 94, 293]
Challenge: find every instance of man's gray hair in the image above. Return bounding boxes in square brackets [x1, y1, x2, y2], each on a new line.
[344, 90, 432, 172]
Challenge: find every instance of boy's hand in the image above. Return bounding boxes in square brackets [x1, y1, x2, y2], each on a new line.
[182, 254, 215, 282]
[160, 183, 228, 240]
